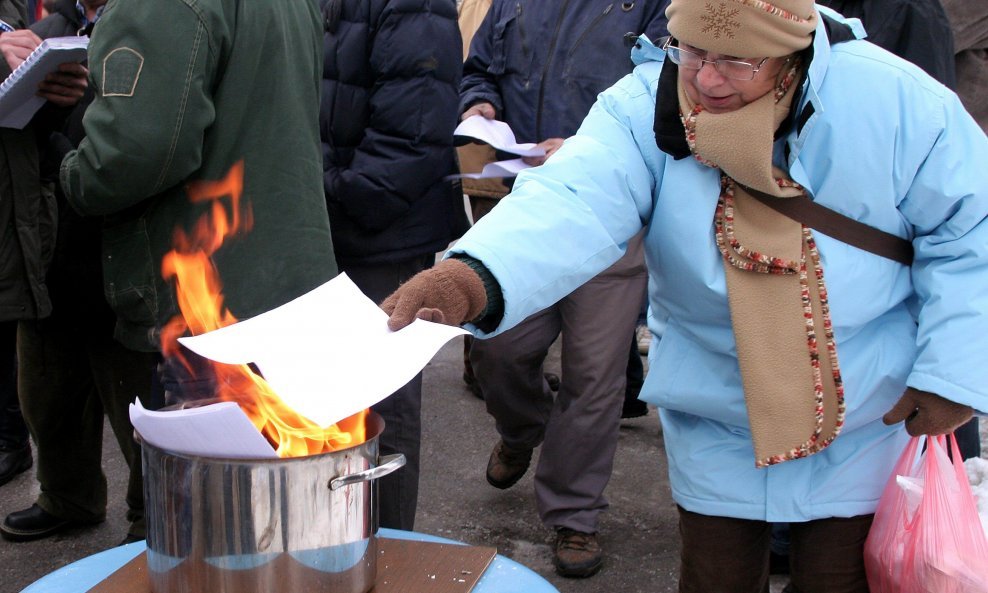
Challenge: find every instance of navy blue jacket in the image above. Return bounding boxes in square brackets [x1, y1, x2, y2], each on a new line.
[320, 0, 468, 266]
[461, 0, 670, 143]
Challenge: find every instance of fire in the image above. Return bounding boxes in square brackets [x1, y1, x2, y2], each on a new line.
[160, 161, 367, 457]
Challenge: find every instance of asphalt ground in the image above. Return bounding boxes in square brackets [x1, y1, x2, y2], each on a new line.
[2, 337, 984, 593]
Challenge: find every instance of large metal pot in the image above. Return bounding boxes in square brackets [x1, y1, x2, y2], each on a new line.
[139, 408, 403, 593]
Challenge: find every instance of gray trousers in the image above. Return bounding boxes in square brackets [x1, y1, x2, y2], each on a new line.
[470, 237, 647, 533]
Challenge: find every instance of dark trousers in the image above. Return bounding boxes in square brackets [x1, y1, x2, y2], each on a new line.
[954, 417, 982, 460]
[341, 254, 433, 531]
[625, 334, 643, 400]
[18, 319, 156, 534]
[678, 506, 873, 593]
[0, 320, 28, 449]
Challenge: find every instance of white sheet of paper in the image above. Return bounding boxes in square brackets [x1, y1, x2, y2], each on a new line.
[448, 157, 530, 180]
[454, 115, 546, 157]
[178, 274, 469, 428]
[129, 399, 277, 458]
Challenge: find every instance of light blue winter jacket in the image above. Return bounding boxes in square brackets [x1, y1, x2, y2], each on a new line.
[448, 9, 988, 522]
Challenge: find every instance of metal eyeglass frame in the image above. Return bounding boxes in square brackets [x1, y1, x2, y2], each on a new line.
[661, 37, 771, 81]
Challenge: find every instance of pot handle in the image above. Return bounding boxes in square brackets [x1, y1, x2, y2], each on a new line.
[329, 453, 406, 490]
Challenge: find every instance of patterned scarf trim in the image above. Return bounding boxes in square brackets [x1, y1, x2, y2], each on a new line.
[681, 58, 846, 466]
[714, 179, 846, 466]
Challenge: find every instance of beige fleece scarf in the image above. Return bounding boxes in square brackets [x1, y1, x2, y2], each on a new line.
[679, 62, 846, 467]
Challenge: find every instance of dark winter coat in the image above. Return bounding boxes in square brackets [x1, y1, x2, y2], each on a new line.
[30, 0, 111, 334]
[319, 0, 468, 266]
[61, 0, 338, 352]
[460, 0, 671, 143]
[0, 0, 54, 322]
[818, 0, 956, 88]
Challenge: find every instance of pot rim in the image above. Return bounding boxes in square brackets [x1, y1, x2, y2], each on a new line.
[135, 402, 384, 464]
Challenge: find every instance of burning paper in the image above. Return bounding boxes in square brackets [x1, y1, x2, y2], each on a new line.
[155, 161, 465, 457]
[178, 273, 469, 428]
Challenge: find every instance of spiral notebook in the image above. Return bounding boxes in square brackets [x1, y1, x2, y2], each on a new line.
[0, 35, 88, 129]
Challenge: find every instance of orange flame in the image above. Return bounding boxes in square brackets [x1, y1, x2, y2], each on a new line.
[160, 161, 366, 457]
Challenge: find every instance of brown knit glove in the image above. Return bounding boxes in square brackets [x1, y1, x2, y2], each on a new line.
[381, 259, 487, 331]
[882, 387, 974, 436]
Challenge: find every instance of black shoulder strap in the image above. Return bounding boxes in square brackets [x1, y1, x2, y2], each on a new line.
[737, 182, 914, 265]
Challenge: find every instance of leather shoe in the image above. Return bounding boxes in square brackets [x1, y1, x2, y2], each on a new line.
[485, 440, 532, 489]
[553, 528, 603, 578]
[0, 442, 32, 487]
[1, 504, 100, 542]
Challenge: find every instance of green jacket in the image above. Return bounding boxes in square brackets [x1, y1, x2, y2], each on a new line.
[0, 0, 56, 322]
[61, 0, 337, 351]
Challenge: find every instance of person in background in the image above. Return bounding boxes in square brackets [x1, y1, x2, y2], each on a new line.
[456, 0, 490, 61]
[0, 0, 36, 491]
[0, 0, 161, 545]
[318, 0, 466, 530]
[381, 1, 988, 590]
[0, 324, 30, 489]
[57, 0, 337, 404]
[623, 289, 651, 419]
[24, 0, 41, 21]
[456, 0, 669, 578]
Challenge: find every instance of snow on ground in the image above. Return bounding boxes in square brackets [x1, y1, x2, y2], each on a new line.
[966, 455, 988, 538]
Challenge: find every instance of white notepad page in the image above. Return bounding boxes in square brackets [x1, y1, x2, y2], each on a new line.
[0, 35, 88, 129]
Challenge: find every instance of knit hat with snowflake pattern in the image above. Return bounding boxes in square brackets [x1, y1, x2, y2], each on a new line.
[666, 0, 816, 58]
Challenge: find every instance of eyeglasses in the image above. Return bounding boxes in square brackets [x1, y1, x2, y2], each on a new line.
[662, 38, 771, 81]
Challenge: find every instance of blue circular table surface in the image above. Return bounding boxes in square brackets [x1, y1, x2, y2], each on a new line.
[20, 528, 559, 593]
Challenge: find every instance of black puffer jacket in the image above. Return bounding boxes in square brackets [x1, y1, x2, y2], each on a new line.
[320, 0, 468, 266]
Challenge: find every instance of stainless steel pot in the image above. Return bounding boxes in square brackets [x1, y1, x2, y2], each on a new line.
[139, 408, 404, 593]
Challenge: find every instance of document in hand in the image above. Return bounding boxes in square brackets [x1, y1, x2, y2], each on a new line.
[451, 115, 545, 179]
[177, 274, 469, 428]
[0, 35, 89, 129]
[453, 115, 546, 157]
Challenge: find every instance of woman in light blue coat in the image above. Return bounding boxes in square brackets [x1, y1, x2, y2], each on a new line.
[383, 1, 988, 590]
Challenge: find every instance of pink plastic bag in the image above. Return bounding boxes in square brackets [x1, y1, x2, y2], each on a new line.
[865, 434, 988, 593]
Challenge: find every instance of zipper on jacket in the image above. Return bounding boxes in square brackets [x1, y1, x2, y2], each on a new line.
[535, 0, 575, 140]
[516, 3, 530, 74]
[569, 4, 614, 57]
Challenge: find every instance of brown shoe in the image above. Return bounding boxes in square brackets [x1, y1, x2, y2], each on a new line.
[553, 528, 603, 578]
[485, 440, 532, 489]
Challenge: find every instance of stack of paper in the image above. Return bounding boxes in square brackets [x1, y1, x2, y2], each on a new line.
[449, 115, 546, 179]
[130, 399, 278, 459]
